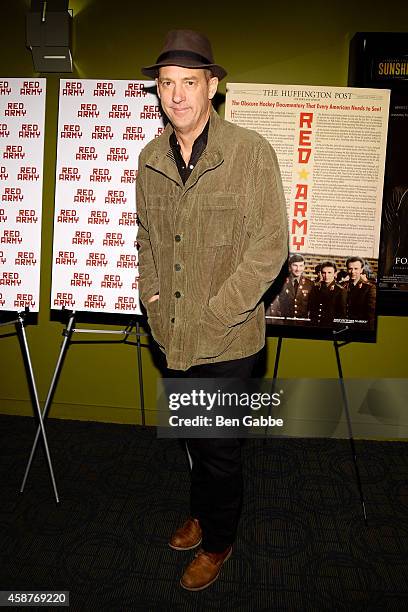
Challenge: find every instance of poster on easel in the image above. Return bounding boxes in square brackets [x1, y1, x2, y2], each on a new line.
[0, 78, 46, 313]
[225, 82, 390, 340]
[50, 79, 165, 315]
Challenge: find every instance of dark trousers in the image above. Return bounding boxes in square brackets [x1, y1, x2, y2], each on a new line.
[168, 352, 259, 552]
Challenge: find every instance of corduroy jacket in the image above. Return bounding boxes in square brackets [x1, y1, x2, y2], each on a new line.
[136, 108, 288, 371]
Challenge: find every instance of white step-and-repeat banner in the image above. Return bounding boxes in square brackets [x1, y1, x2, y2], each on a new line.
[51, 79, 164, 314]
[0, 78, 46, 313]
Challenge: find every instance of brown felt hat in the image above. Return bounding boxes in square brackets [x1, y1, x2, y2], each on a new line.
[141, 29, 227, 80]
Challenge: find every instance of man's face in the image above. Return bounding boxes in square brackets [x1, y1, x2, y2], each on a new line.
[290, 261, 304, 278]
[156, 66, 218, 136]
[321, 266, 336, 285]
[347, 261, 363, 283]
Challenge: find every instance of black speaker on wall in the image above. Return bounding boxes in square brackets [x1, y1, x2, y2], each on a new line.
[26, 0, 73, 73]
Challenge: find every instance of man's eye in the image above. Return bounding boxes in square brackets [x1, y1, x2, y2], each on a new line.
[186, 81, 195, 86]
[161, 81, 171, 87]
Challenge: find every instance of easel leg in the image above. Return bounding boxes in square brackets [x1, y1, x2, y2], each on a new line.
[135, 321, 145, 427]
[20, 312, 76, 500]
[17, 314, 59, 503]
[264, 336, 283, 440]
[333, 339, 367, 522]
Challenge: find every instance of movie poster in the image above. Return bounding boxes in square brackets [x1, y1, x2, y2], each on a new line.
[348, 33, 408, 304]
[225, 83, 390, 337]
[0, 78, 46, 313]
[50, 79, 164, 315]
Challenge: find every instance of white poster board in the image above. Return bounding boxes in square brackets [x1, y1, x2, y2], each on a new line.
[0, 78, 46, 312]
[51, 79, 164, 314]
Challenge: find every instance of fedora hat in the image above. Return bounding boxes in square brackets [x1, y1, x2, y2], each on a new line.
[141, 29, 227, 80]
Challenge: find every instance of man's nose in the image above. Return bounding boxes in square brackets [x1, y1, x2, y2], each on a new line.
[172, 83, 185, 103]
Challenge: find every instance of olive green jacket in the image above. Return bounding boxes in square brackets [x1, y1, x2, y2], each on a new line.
[137, 108, 288, 371]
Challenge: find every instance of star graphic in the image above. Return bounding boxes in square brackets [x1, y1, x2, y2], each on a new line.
[298, 169, 309, 180]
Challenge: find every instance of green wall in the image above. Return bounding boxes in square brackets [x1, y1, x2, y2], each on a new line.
[1, 0, 407, 426]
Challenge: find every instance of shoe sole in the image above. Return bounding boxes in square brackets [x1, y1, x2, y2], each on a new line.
[168, 537, 202, 551]
[179, 547, 232, 591]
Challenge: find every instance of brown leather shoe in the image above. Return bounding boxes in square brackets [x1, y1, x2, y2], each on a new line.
[169, 517, 202, 551]
[180, 546, 232, 591]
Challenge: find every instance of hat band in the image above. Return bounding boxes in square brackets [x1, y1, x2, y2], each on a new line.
[156, 49, 213, 66]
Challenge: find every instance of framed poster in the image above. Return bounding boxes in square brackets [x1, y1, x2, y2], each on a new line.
[349, 32, 408, 315]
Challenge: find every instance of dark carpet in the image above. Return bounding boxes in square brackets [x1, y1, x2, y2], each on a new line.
[1, 414, 408, 611]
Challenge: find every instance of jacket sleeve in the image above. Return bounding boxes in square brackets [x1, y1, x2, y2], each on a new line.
[136, 156, 160, 307]
[208, 138, 289, 327]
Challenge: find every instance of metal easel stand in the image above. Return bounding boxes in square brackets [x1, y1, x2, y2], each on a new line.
[0, 310, 59, 503]
[267, 331, 367, 522]
[333, 328, 367, 522]
[20, 310, 148, 500]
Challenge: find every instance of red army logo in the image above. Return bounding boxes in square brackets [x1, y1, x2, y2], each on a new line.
[74, 188, 95, 204]
[59, 167, 81, 181]
[20, 81, 43, 96]
[55, 251, 78, 265]
[86, 252, 108, 267]
[109, 104, 131, 119]
[17, 166, 39, 181]
[71, 272, 92, 287]
[57, 209, 79, 223]
[3, 145, 25, 160]
[2, 187, 23, 202]
[14, 293, 36, 308]
[14, 252, 37, 266]
[0, 81, 12, 95]
[54, 292, 76, 307]
[78, 103, 99, 118]
[124, 83, 147, 98]
[76, 146, 97, 161]
[115, 296, 138, 311]
[119, 211, 137, 226]
[105, 190, 127, 205]
[72, 231, 93, 245]
[62, 82, 84, 96]
[0, 271, 22, 286]
[16, 209, 38, 223]
[93, 82, 116, 97]
[61, 124, 82, 139]
[88, 210, 110, 225]
[84, 294, 106, 309]
[101, 274, 122, 289]
[123, 126, 145, 141]
[5, 102, 26, 117]
[140, 105, 161, 119]
[18, 124, 40, 138]
[1, 230, 22, 244]
[117, 254, 137, 268]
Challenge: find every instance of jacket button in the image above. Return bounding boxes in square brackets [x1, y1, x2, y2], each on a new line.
[171, 317, 175, 323]
[174, 263, 181, 271]
[175, 234, 181, 242]
[174, 291, 181, 298]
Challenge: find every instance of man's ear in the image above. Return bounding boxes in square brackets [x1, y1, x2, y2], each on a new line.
[208, 77, 219, 100]
[155, 78, 161, 99]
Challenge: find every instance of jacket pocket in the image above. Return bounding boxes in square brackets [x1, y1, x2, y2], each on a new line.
[195, 305, 237, 359]
[198, 201, 237, 247]
[146, 299, 165, 349]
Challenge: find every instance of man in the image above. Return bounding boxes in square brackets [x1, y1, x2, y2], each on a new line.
[309, 261, 346, 327]
[343, 256, 376, 329]
[137, 30, 288, 590]
[266, 254, 313, 323]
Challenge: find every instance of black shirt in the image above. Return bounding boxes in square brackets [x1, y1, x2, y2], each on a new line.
[169, 119, 209, 184]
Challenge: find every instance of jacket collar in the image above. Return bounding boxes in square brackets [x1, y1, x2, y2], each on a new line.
[143, 107, 224, 187]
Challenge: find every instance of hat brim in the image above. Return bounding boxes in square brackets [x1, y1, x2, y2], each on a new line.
[141, 60, 227, 81]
